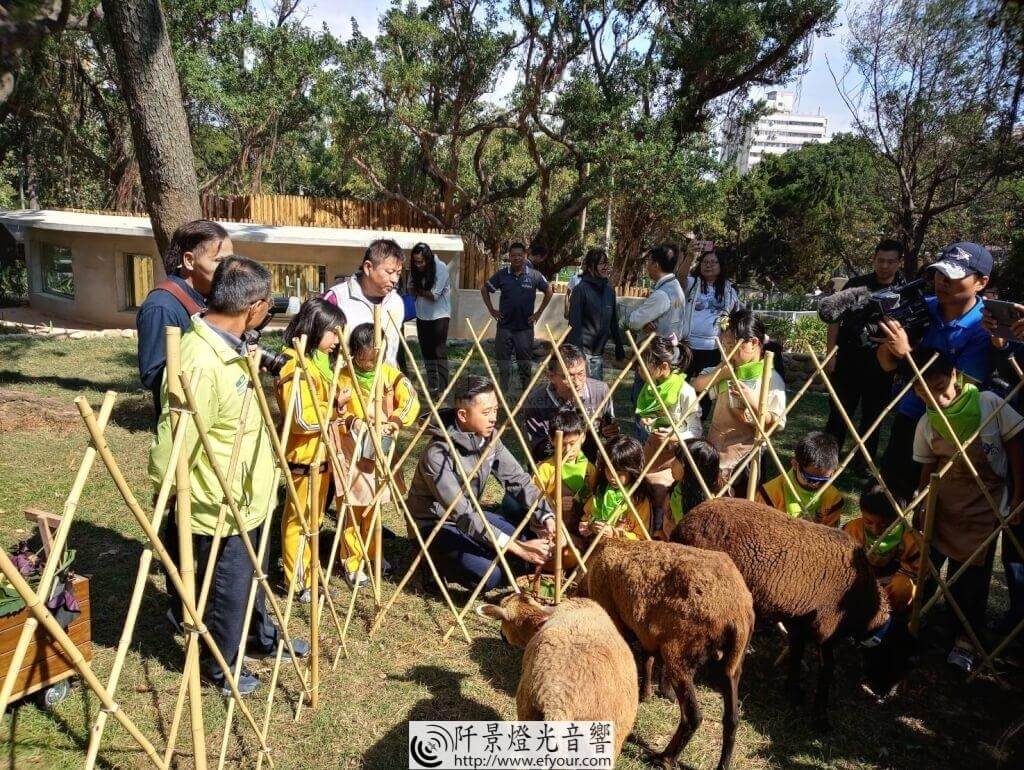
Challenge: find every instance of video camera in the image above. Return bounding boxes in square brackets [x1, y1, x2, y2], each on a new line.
[245, 295, 302, 376]
[817, 278, 931, 347]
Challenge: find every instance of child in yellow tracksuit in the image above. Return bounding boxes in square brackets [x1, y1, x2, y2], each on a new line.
[843, 483, 920, 615]
[579, 435, 653, 541]
[759, 431, 846, 527]
[335, 323, 420, 586]
[275, 299, 351, 603]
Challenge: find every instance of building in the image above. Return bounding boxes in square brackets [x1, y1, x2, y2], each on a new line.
[721, 90, 829, 173]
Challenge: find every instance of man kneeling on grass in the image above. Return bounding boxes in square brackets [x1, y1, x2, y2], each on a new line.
[408, 375, 555, 591]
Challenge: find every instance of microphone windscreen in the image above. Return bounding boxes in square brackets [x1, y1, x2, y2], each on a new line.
[817, 285, 871, 323]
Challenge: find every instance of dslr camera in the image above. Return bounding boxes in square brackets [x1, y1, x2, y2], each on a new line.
[245, 295, 302, 376]
[818, 278, 931, 347]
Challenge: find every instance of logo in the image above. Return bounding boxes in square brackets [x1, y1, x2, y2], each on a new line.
[409, 724, 453, 768]
[947, 247, 972, 267]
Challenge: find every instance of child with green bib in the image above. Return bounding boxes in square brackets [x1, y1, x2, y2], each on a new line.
[662, 439, 721, 538]
[579, 435, 654, 541]
[911, 348, 1024, 672]
[532, 408, 598, 533]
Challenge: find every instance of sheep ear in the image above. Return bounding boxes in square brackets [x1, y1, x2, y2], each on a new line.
[476, 603, 509, 622]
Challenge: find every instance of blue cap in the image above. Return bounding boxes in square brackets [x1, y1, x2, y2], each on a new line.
[928, 242, 993, 280]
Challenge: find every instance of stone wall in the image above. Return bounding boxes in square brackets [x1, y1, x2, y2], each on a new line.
[781, 352, 828, 393]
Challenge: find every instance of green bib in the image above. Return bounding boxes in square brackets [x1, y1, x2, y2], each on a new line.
[636, 372, 686, 427]
[669, 484, 684, 524]
[311, 349, 335, 382]
[353, 366, 377, 394]
[927, 380, 981, 446]
[591, 487, 626, 525]
[781, 470, 821, 519]
[718, 359, 764, 393]
[561, 456, 590, 499]
[864, 520, 905, 557]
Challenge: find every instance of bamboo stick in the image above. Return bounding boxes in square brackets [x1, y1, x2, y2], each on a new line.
[0, 391, 115, 715]
[554, 431, 563, 604]
[166, 328, 207, 770]
[310, 441, 322, 708]
[909, 477, 938, 638]
[746, 351, 774, 501]
[372, 303, 384, 605]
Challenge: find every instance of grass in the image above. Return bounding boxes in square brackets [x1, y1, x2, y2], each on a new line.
[1, 335, 1022, 770]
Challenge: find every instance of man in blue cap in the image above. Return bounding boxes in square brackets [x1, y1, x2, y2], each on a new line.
[875, 242, 996, 499]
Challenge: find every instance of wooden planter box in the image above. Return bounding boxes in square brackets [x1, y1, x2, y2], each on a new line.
[0, 576, 91, 702]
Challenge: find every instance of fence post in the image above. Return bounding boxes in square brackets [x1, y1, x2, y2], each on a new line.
[910, 475, 939, 637]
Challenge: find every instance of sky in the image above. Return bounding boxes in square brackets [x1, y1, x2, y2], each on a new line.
[292, 0, 857, 136]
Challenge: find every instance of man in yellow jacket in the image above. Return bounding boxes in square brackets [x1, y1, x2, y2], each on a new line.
[149, 256, 307, 696]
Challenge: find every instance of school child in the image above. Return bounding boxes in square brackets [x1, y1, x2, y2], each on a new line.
[759, 431, 845, 527]
[692, 308, 787, 493]
[335, 323, 420, 586]
[275, 299, 351, 603]
[662, 439, 722, 539]
[532, 408, 599, 530]
[910, 347, 1024, 672]
[579, 435, 654, 541]
[843, 483, 920, 615]
[635, 336, 702, 531]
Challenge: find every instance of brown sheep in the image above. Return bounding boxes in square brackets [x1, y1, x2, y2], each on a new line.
[477, 595, 638, 761]
[671, 498, 915, 731]
[582, 537, 754, 770]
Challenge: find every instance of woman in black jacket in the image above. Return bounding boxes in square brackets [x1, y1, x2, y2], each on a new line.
[567, 248, 626, 379]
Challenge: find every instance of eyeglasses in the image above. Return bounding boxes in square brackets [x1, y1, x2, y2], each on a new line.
[797, 466, 831, 485]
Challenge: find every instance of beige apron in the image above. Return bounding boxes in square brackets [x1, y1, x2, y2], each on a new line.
[931, 434, 1002, 565]
[330, 378, 399, 507]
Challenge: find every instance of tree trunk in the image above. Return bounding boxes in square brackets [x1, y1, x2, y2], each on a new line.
[101, 0, 200, 257]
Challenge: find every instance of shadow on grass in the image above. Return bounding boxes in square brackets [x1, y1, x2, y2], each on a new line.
[468, 636, 522, 698]
[362, 665, 504, 768]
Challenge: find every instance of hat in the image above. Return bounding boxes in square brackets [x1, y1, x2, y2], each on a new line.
[928, 242, 993, 280]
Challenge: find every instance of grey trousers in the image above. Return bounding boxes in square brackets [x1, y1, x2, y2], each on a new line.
[495, 326, 535, 393]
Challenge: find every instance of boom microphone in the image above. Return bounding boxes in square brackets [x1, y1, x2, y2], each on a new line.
[817, 285, 871, 323]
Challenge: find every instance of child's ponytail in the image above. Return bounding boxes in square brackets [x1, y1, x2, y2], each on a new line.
[642, 335, 693, 375]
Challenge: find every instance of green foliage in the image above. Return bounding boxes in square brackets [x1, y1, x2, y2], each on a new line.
[759, 314, 827, 353]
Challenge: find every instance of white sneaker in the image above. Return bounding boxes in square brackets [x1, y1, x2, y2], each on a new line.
[297, 589, 311, 604]
[345, 569, 369, 588]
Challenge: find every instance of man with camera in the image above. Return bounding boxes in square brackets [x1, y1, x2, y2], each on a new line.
[824, 239, 903, 460]
[137, 220, 233, 423]
[875, 242, 995, 499]
[149, 256, 308, 696]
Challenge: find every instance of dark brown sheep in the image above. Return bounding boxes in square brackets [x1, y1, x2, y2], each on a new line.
[671, 498, 915, 731]
[582, 537, 754, 770]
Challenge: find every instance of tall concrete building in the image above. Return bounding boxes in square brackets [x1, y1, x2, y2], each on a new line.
[722, 90, 829, 173]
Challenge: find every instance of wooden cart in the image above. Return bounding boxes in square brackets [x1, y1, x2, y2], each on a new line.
[1, 575, 92, 710]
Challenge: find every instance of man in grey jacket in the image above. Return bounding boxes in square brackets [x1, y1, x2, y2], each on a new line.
[408, 375, 554, 590]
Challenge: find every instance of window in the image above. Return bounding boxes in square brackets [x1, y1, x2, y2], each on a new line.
[124, 253, 154, 309]
[40, 244, 74, 298]
[265, 262, 327, 297]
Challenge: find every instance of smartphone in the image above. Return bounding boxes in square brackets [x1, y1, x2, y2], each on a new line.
[359, 431, 393, 462]
[985, 299, 1024, 339]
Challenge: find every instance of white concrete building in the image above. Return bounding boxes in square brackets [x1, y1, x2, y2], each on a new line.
[722, 90, 829, 173]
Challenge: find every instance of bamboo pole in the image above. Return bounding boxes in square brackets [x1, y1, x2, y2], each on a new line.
[166, 328, 208, 770]
[746, 350, 774, 501]
[310, 439, 322, 708]
[76, 399, 275, 750]
[909, 477, 938, 638]
[554, 431, 563, 604]
[0, 550, 170, 768]
[0, 391, 115, 715]
[85, 408, 190, 770]
[372, 303, 384, 604]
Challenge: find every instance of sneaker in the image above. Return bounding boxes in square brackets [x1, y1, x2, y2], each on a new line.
[346, 568, 369, 587]
[297, 588, 311, 605]
[947, 644, 975, 673]
[166, 608, 184, 635]
[203, 668, 261, 697]
[245, 638, 310, 665]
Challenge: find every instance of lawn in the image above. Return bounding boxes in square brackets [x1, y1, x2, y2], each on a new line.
[0, 334, 1021, 769]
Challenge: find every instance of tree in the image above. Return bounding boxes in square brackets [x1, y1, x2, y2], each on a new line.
[101, 0, 201, 255]
[838, 0, 1024, 275]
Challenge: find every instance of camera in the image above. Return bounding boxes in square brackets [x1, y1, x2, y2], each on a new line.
[818, 279, 931, 347]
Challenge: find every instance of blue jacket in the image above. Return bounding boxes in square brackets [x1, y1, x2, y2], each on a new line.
[136, 275, 206, 421]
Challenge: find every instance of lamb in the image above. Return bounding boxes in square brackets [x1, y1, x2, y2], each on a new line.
[671, 498, 915, 731]
[477, 595, 638, 761]
[582, 537, 754, 770]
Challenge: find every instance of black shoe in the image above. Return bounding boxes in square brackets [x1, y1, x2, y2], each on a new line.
[202, 668, 261, 697]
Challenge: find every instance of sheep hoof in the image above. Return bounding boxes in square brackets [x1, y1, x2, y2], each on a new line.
[641, 682, 655, 703]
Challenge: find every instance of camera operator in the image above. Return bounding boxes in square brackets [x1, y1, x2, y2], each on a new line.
[875, 242, 996, 499]
[823, 239, 903, 460]
[148, 256, 309, 696]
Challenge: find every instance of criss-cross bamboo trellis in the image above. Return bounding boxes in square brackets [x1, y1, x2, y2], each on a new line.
[4, 307, 1024, 769]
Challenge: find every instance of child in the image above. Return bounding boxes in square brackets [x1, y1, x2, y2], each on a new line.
[843, 484, 920, 615]
[532, 408, 599, 529]
[275, 298, 351, 603]
[910, 347, 1024, 672]
[579, 435, 654, 541]
[692, 308, 787, 493]
[335, 323, 420, 586]
[662, 439, 722, 539]
[759, 431, 845, 527]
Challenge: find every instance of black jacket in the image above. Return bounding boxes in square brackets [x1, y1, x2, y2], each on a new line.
[567, 274, 625, 357]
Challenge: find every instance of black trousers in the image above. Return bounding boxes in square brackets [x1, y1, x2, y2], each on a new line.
[824, 349, 894, 458]
[926, 544, 996, 643]
[416, 317, 450, 400]
[882, 412, 921, 502]
[687, 348, 722, 421]
[195, 528, 278, 682]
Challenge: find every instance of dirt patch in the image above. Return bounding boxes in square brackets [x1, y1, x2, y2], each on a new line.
[0, 390, 81, 434]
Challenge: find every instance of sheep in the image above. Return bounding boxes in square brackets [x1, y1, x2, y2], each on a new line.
[671, 498, 915, 732]
[477, 595, 638, 761]
[581, 537, 754, 770]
